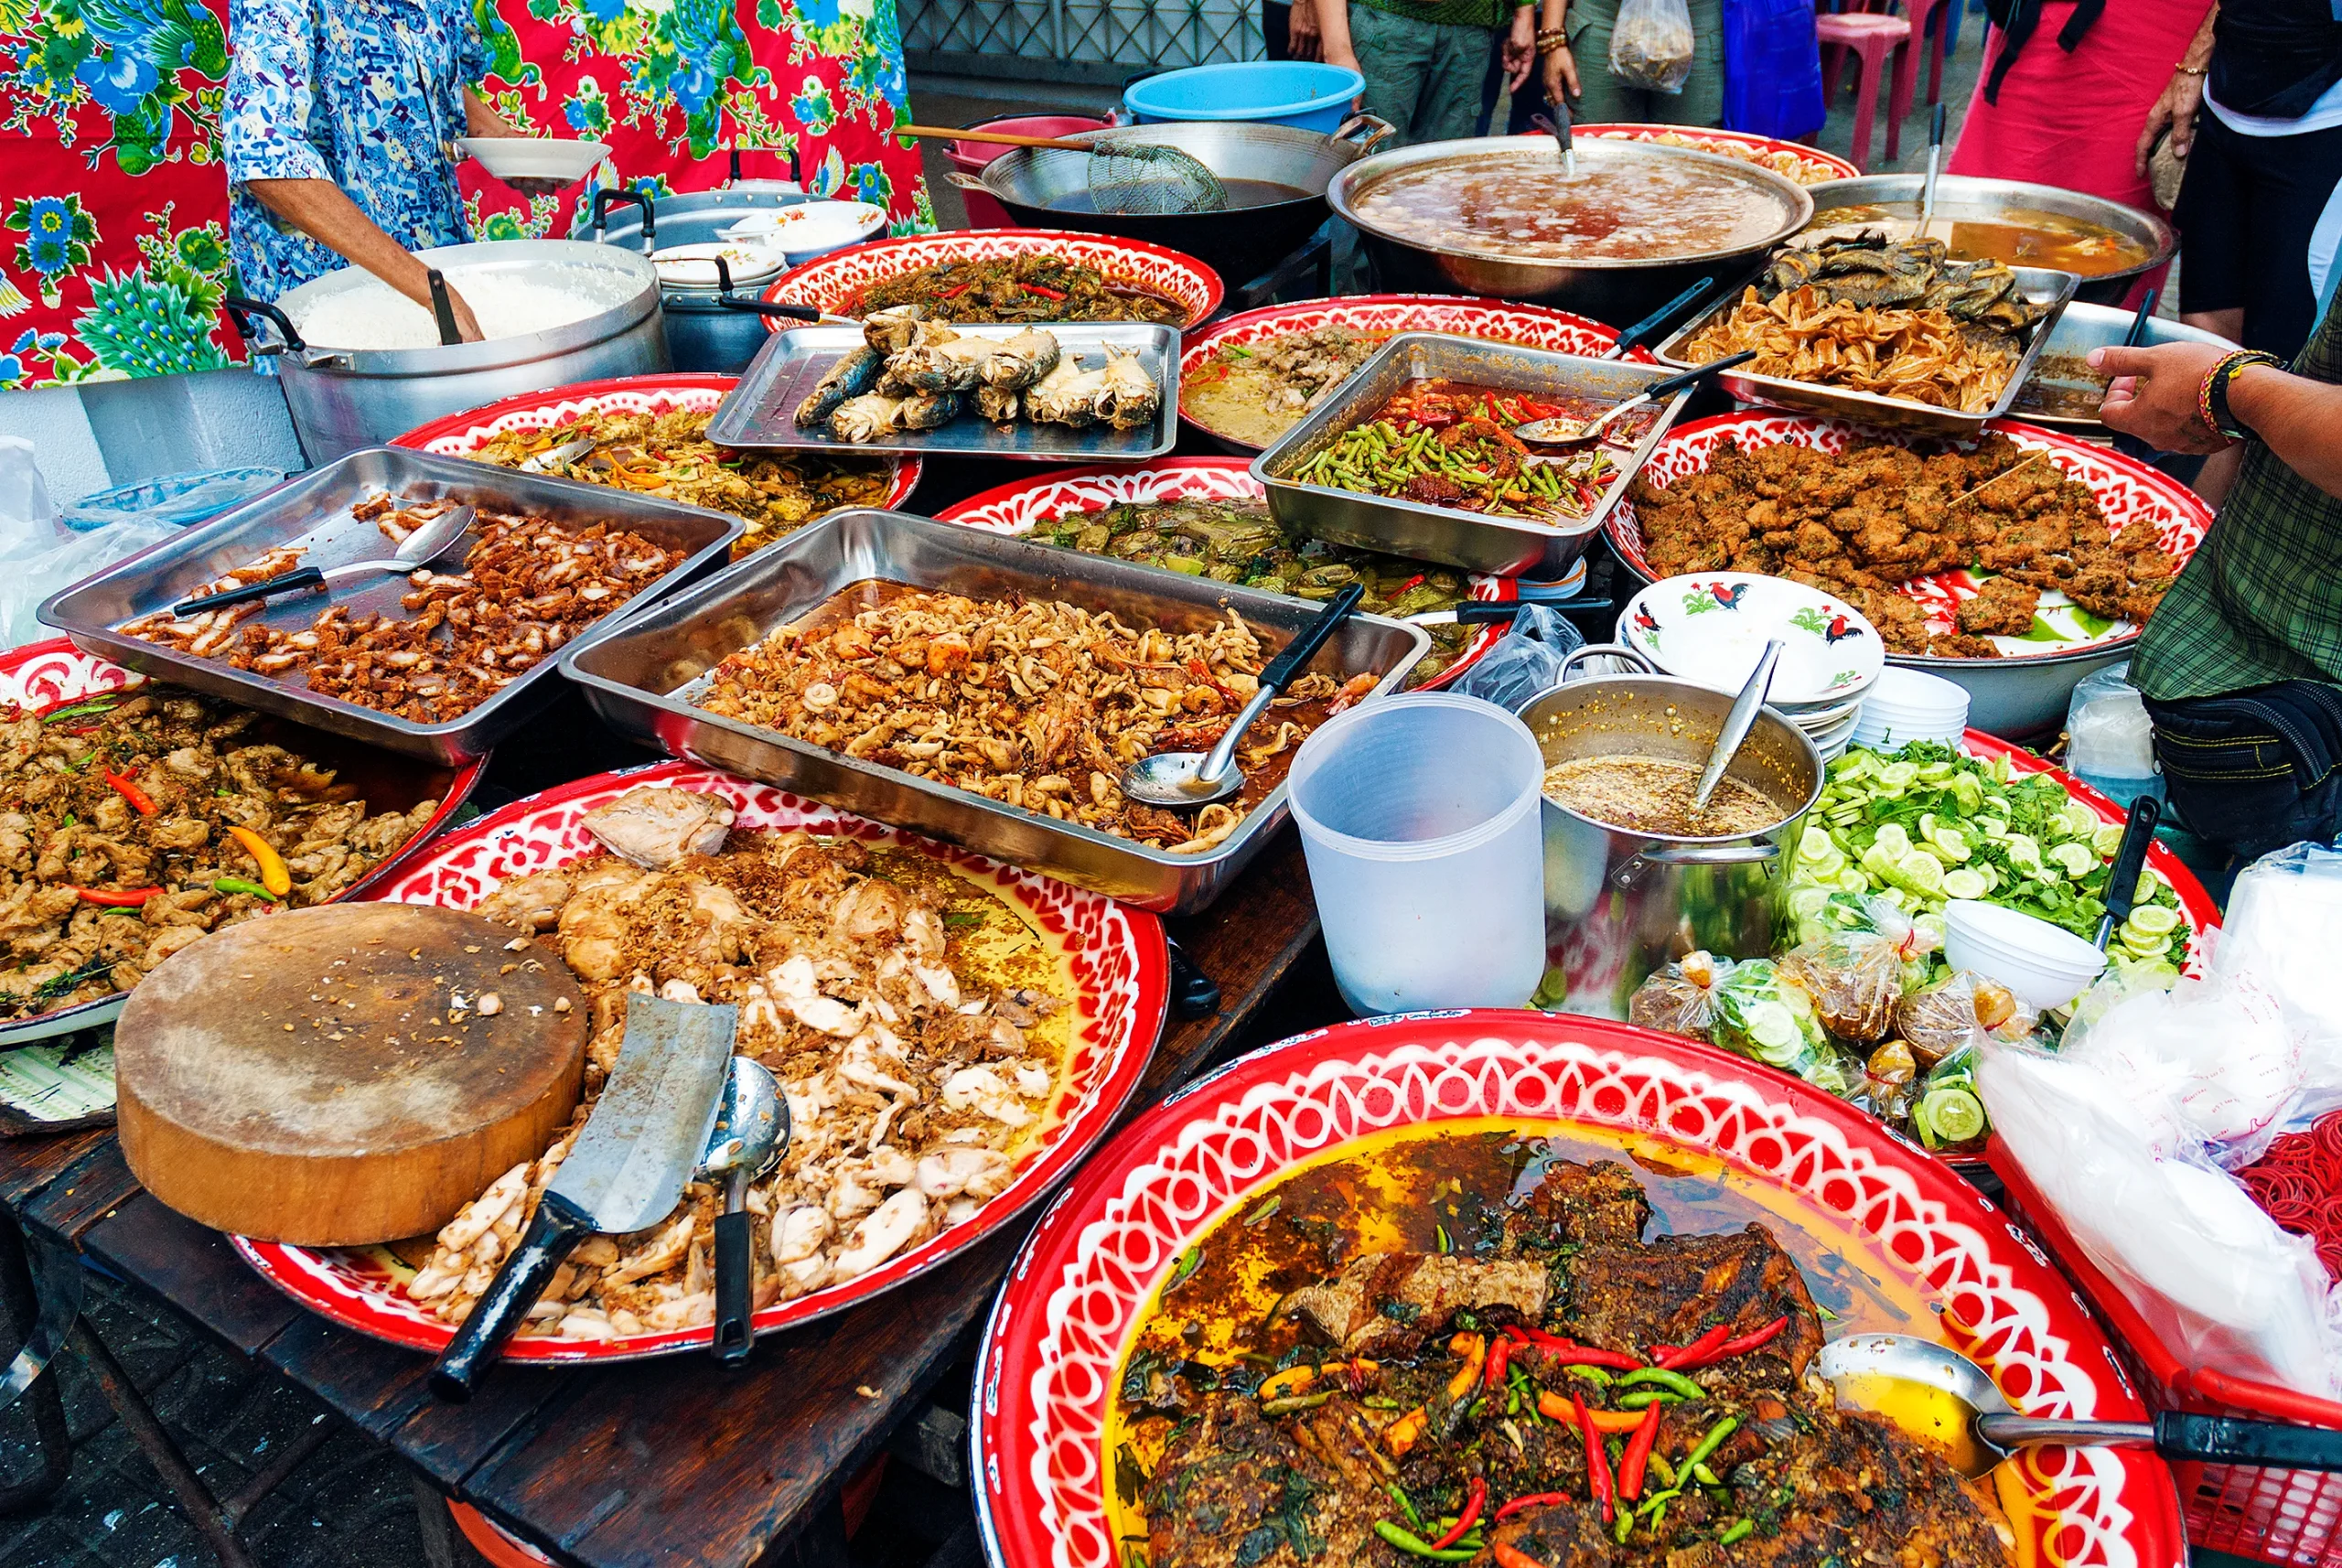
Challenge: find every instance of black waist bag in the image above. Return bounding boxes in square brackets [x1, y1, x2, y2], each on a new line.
[2144, 680, 2342, 858]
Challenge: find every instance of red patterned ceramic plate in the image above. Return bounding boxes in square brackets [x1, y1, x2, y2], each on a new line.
[764, 230, 1224, 331]
[0, 639, 483, 1047]
[232, 761, 1168, 1363]
[1609, 413, 2213, 662]
[1176, 294, 1654, 452]
[389, 372, 921, 532]
[932, 456, 1514, 691]
[972, 1011, 2190, 1568]
[1572, 124, 1860, 185]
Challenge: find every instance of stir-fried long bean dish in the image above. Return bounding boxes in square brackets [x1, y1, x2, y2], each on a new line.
[1111, 1124, 2019, 1568]
[849, 256, 1187, 325]
[1294, 381, 1624, 521]
[0, 685, 442, 1023]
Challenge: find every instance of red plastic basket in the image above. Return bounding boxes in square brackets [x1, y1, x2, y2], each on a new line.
[1988, 1138, 2342, 1565]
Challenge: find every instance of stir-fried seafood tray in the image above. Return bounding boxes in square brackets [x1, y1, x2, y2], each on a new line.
[559, 509, 1428, 913]
[231, 763, 1168, 1359]
[972, 1013, 2188, 1568]
[710, 323, 1179, 461]
[0, 638, 478, 1047]
[40, 448, 740, 763]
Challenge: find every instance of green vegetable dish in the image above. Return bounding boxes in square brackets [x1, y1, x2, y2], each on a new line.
[1788, 741, 2187, 981]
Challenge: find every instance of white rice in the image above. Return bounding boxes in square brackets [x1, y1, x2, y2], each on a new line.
[292, 264, 634, 350]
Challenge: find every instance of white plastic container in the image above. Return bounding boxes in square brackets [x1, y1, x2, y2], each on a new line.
[1943, 898, 2107, 1012]
[1287, 693, 1548, 1015]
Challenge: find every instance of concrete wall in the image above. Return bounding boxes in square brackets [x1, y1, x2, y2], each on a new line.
[0, 368, 307, 508]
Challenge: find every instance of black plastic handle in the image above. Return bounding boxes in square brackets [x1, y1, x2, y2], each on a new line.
[220, 294, 305, 354]
[2101, 795, 2162, 929]
[2124, 286, 2160, 349]
[1167, 937, 1221, 1019]
[716, 295, 822, 320]
[1930, 101, 1949, 149]
[431, 1190, 596, 1402]
[172, 566, 325, 617]
[1447, 598, 1616, 624]
[2157, 1411, 2342, 1471]
[592, 187, 656, 244]
[711, 1208, 754, 1366]
[425, 268, 462, 347]
[1260, 582, 1366, 693]
[1607, 278, 1713, 359]
[1638, 349, 1758, 403]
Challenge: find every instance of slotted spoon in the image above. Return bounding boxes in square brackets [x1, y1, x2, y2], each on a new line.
[899, 124, 1228, 216]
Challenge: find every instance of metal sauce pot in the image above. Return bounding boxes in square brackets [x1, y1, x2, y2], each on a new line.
[226, 239, 668, 463]
[589, 187, 822, 373]
[1520, 647, 1821, 1019]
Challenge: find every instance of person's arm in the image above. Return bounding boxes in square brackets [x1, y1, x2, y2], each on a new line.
[1288, 0, 1321, 60]
[2091, 340, 2342, 499]
[243, 179, 485, 339]
[1503, 3, 1537, 90]
[1317, 0, 1359, 78]
[1539, 0, 1579, 104]
[2135, 3, 2216, 177]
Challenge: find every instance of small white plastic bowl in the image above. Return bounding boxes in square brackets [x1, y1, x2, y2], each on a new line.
[457, 136, 610, 184]
[1943, 898, 2107, 1012]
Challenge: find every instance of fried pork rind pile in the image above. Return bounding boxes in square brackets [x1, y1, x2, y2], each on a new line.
[694, 588, 1374, 854]
[1628, 433, 2178, 658]
[410, 786, 1069, 1339]
[1682, 286, 2019, 413]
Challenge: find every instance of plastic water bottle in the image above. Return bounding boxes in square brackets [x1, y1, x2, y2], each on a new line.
[2066, 663, 2165, 811]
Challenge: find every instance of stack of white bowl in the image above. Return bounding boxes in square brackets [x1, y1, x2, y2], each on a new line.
[1848, 667, 1971, 752]
[1943, 899, 2107, 1012]
[1774, 689, 1868, 762]
[1618, 574, 1884, 762]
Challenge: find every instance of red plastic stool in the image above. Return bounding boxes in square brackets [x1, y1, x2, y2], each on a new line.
[1818, 10, 1913, 172]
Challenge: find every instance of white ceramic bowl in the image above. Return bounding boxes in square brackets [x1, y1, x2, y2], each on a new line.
[1623, 573, 1885, 705]
[721, 200, 889, 261]
[650, 240, 790, 288]
[1943, 899, 2108, 1012]
[457, 136, 610, 184]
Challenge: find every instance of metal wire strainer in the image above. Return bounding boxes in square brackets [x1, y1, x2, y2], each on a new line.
[901, 124, 1229, 216]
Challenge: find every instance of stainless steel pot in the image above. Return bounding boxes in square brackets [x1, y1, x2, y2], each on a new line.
[1329, 137, 1812, 324]
[229, 240, 667, 462]
[588, 187, 823, 372]
[2013, 301, 2239, 433]
[1520, 647, 1822, 1019]
[1802, 174, 2174, 306]
[950, 117, 1392, 286]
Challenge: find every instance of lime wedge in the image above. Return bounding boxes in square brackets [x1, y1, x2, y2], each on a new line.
[1918, 1087, 1988, 1145]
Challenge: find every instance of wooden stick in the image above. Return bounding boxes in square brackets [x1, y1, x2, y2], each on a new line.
[1949, 448, 2053, 508]
[897, 124, 1091, 150]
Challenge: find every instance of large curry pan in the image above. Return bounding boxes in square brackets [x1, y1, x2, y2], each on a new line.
[1802, 175, 2173, 307]
[946, 117, 1393, 288]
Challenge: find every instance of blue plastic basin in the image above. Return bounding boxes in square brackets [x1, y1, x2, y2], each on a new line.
[1123, 62, 1363, 133]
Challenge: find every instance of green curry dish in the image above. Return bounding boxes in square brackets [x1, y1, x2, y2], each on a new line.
[1710, 959, 1860, 1095]
[1787, 742, 2187, 980]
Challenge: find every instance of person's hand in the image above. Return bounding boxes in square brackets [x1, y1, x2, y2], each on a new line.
[1288, 0, 1321, 60]
[2135, 66, 2206, 177]
[1542, 40, 1580, 104]
[1504, 6, 1537, 89]
[505, 177, 573, 199]
[2090, 341, 2235, 454]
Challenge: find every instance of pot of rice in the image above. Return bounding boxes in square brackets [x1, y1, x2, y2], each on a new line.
[225, 240, 668, 462]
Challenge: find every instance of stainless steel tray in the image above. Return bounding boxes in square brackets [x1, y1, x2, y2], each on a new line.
[38, 446, 741, 765]
[1654, 263, 2080, 435]
[1249, 334, 1690, 578]
[558, 508, 1430, 914]
[708, 324, 1181, 460]
[2008, 301, 2239, 433]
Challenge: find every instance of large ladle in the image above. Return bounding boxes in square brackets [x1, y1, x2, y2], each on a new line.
[1690, 638, 1784, 814]
[1513, 350, 1756, 446]
[696, 1056, 788, 1367]
[1820, 1333, 2342, 1478]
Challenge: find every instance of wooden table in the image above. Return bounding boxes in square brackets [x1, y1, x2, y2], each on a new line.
[0, 693, 1325, 1568]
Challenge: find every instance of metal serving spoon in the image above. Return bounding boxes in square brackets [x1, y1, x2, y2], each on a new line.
[1121, 583, 1366, 810]
[696, 1056, 787, 1367]
[170, 504, 477, 616]
[521, 437, 598, 473]
[1514, 351, 1758, 447]
[1691, 638, 1782, 814]
[1531, 107, 1575, 179]
[1821, 1333, 2342, 1479]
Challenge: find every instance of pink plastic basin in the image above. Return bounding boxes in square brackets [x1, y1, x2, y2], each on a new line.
[946, 114, 1113, 229]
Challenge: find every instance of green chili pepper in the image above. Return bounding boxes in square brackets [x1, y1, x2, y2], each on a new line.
[1647, 1454, 1676, 1488]
[1615, 1389, 1683, 1410]
[1613, 1509, 1635, 1544]
[1371, 1520, 1477, 1561]
[1388, 1483, 1423, 1530]
[1692, 1462, 1722, 1487]
[1619, 1367, 1705, 1400]
[213, 876, 280, 902]
[1260, 1391, 1332, 1416]
[1565, 1365, 1614, 1388]
[1683, 1415, 1738, 1475]
[1720, 1520, 1754, 1546]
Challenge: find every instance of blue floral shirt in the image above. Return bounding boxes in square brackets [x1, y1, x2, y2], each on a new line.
[222, 0, 489, 303]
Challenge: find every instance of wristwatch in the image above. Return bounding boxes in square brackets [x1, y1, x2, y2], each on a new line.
[2202, 349, 2284, 443]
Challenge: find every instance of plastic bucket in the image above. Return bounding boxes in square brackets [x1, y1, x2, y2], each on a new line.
[947, 114, 1114, 229]
[1287, 693, 1548, 1015]
[1123, 62, 1363, 132]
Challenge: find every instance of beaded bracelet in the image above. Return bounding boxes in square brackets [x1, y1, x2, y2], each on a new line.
[1535, 26, 1567, 48]
[2198, 349, 2284, 443]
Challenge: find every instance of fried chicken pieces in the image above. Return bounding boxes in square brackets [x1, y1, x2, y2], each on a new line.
[1628, 434, 2177, 658]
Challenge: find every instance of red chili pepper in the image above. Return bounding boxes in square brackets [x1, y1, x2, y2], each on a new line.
[1428, 1477, 1486, 1551]
[1617, 1402, 1661, 1499]
[934, 281, 974, 299]
[74, 886, 161, 907]
[1484, 1333, 1512, 1392]
[1494, 1491, 1570, 1522]
[1395, 573, 1426, 597]
[1493, 1546, 1548, 1568]
[1698, 1315, 1791, 1365]
[1571, 1391, 1617, 1522]
[102, 769, 158, 817]
[1507, 1326, 1646, 1369]
[1021, 283, 1069, 301]
[1651, 1325, 1731, 1370]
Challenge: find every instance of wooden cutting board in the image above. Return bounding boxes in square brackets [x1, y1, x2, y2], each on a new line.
[115, 903, 588, 1246]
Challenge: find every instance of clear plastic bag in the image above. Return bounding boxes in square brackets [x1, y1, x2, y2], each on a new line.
[1894, 970, 2031, 1068]
[2061, 967, 2302, 1167]
[1712, 959, 1860, 1095]
[1628, 950, 1733, 1039]
[1443, 604, 1585, 714]
[1608, 0, 1696, 92]
[1779, 930, 1901, 1042]
[0, 509, 177, 647]
[2217, 841, 2342, 1122]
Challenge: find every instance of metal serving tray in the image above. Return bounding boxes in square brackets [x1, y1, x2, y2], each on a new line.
[1249, 334, 1692, 579]
[708, 323, 1181, 460]
[38, 446, 741, 765]
[1653, 263, 2081, 435]
[559, 508, 1430, 914]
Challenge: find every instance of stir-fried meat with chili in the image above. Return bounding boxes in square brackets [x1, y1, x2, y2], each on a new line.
[0, 686, 441, 1022]
[412, 786, 1069, 1338]
[470, 409, 894, 557]
[1628, 433, 2177, 658]
[692, 584, 1378, 854]
[120, 495, 691, 723]
[852, 255, 1187, 325]
[1113, 1134, 2014, 1568]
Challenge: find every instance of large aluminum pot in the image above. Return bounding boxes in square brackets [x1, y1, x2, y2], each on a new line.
[1521, 647, 1822, 1019]
[1803, 174, 2174, 306]
[1329, 137, 1812, 324]
[587, 186, 827, 372]
[951, 117, 1393, 287]
[229, 240, 666, 463]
